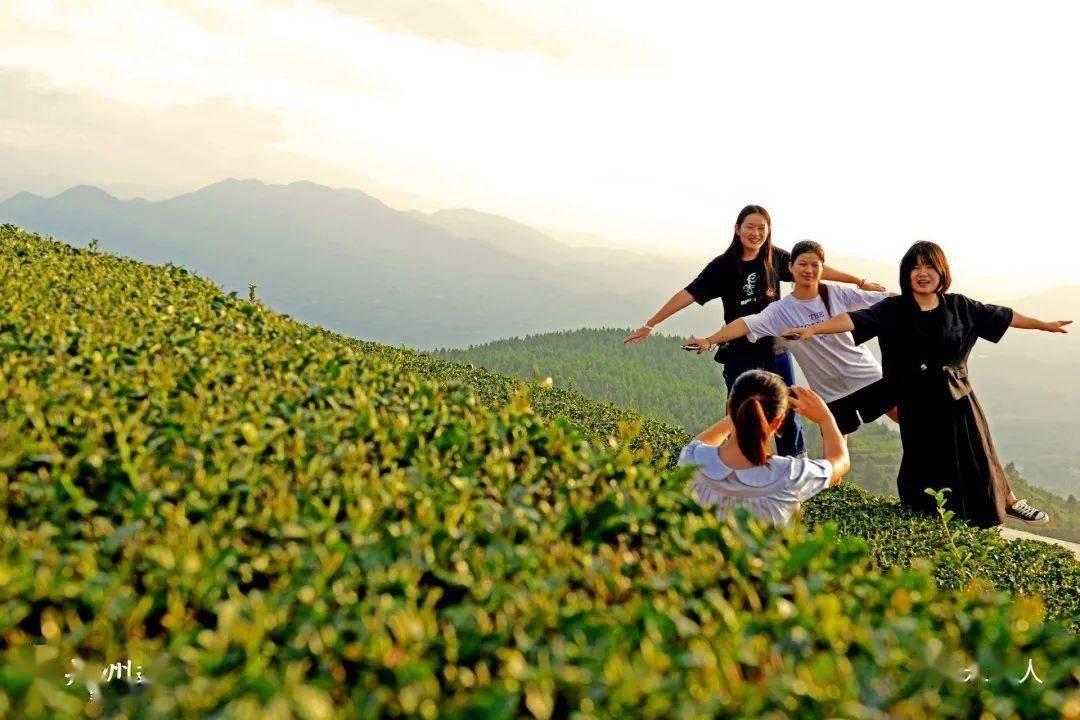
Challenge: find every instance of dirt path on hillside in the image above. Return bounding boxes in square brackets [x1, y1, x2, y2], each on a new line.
[998, 526, 1080, 559]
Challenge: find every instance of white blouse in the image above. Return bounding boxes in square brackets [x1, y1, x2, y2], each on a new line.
[677, 439, 834, 528]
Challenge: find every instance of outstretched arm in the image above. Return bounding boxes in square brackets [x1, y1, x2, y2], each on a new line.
[790, 386, 850, 486]
[624, 289, 696, 343]
[822, 266, 885, 292]
[683, 319, 751, 354]
[695, 416, 733, 444]
[782, 312, 855, 342]
[1009, 312, 1071, 333]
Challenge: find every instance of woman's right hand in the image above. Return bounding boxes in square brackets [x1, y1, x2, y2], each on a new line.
[624, 326, 653, 344]
[683, 336, 713, 354]
[1041, 319, 1072, 333]
[789, 386, 832, 424]
[781, 326, 815, 342]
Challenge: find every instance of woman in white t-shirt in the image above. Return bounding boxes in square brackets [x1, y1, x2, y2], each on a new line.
[679, 369, 850, 528]
[684, 240, 898, 436]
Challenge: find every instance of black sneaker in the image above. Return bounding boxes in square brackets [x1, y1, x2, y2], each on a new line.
[1005, 499, 1050, 525]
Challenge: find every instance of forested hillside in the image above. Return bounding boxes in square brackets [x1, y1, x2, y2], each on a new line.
[438, 329, 900, 495]
[440, 328, 728, 431]
[2, 227, 1078, 717]
[438, 328, 1080, 542]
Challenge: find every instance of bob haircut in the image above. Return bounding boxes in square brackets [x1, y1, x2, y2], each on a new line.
[899, 240, 951, 296]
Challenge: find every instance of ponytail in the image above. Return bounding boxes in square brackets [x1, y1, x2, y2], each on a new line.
[727, 369, 790, 466]
[734, 395, 771, 466]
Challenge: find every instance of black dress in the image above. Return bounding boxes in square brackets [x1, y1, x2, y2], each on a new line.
[848, 294, 1014, 528]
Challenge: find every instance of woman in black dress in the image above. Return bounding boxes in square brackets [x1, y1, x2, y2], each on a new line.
[784, 241, 1070, 528]
[623, 204, 884, 457]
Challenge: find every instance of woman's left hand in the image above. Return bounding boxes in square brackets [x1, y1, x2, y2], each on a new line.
[1042, 319, 1072, 333]
[683, 337, 713, 354]
[859, 279, 886, 292]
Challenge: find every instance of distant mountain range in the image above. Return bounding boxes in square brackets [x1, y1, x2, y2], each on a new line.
[2, 178, 1077, 493]
[0, 179, 731, 348]
[5, 178, 1074, 352]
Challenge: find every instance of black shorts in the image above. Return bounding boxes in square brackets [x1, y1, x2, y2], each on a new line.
[825, 378, 894, 435]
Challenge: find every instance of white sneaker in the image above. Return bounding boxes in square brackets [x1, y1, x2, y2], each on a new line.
[1005, 499, 1050, 525]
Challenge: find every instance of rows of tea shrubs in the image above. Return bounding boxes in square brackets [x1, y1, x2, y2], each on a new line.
[1, 226, 1078, 718]
[341, 340, 1080, 632]
[435, 327, 1080, 538]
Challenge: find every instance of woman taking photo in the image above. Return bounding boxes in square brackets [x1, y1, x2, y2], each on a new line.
[785, 241, 1070, 527]
[683, 240, 897, 436]
[625, 204, 883, 456]
[678, 369, 850, 528]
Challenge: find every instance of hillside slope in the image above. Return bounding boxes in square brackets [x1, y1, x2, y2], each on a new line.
[435, 328, 1080, 541]
[0, 227, 1077, 718]
[0, 180, 720, 347]
[435, 328, 904, 498]
[6, 180, 1075, 492]
[351, 338, 1080, 613]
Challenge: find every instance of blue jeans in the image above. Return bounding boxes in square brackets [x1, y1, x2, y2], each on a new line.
[720, 350, 805, 456]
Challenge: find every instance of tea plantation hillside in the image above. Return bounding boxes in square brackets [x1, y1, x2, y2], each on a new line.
[434, 328, 1080, 543]
[434, 328, 903, 497]
[1, 226, 1078, 718]
[437, 328, 728, 433]
[343, 341, 1080, 626]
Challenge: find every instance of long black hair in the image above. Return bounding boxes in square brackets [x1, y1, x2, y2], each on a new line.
[722, 205, 777, 298]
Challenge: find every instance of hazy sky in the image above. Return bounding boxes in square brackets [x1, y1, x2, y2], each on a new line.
[2, 1, 1078, 285]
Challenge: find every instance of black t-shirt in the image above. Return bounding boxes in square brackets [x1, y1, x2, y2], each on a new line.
[685, 246, 793, 353]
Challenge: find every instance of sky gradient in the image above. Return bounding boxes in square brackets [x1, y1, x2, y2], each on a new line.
[1, 1, 1078, 286]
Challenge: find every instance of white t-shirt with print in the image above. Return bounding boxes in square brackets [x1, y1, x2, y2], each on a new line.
[742, 284, 889, 402]
[678, 439, 834, 528]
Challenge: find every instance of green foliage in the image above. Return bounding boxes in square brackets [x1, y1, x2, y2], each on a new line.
[1, 227, 1079, 718]
[436, 329, 727, 433]
[1003, 463, 1080, 544]
[435, 329, 904, 498]
[354, 337, 1080, 636]
[439, 328, 1080, 543]
[924, 487, 987, 585]
[800, 486, 1080, 632]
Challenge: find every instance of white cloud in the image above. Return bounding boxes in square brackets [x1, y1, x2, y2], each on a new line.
[311, 0, 657, 70]
[0, 0, 1078, 284]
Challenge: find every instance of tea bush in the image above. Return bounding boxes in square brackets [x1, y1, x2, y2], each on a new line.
[1, 227, 1078, 718]
[341, 340, 1080, 634]
[439, 328, 1080, 537]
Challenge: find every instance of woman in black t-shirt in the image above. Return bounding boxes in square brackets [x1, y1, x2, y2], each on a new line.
[624, 204, 884, 456]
